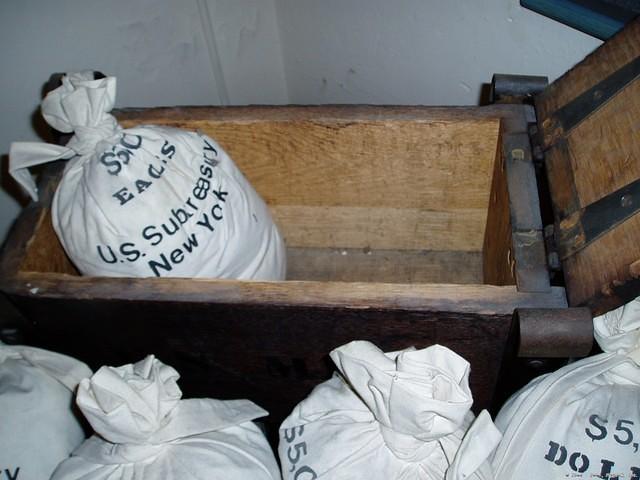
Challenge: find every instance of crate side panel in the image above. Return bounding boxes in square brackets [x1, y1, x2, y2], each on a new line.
[10, 295, 512, 434]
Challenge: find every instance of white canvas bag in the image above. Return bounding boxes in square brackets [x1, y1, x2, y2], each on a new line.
[51, 355, 280, 480]
[0, 343, 92, 480]
[10, 71, 286, 280]
[278, 341, 501, 480]
[492, 297, 640, 480]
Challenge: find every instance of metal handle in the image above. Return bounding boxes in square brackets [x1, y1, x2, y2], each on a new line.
[515, 307, 593, 358]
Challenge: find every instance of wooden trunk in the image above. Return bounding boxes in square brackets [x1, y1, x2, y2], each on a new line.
[0, 104, 568, 430]
[536, 18, 640, 315]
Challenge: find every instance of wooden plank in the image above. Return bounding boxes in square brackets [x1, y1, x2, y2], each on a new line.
[116, 104, 520, 125]
[21, 203, 484, 280]
[287, 247, 483, 284]
[122, 106, 502, 255]
[544, 140, 581, 219]
[273, 205, 488, 251]
[566, 79, 640, 207]
[190, 120, 497, 210]
[483, 126, 516, 285]
[5, 272, 567, 314]
[118, 108, 500, 208]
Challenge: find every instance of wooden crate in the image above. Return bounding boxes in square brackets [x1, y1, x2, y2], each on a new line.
[3, 17, 639, 433]
[0, 103, 565, 418]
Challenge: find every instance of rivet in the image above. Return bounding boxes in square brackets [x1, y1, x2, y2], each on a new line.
[511, 148, 525, 161]
[527, 359, 545, 369]
[548, 252, 560, 271]
[621, 194, 633, 208]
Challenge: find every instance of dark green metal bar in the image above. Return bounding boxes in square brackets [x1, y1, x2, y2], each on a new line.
[521, 0, 637, 39]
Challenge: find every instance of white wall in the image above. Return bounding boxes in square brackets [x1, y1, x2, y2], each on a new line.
[275, 0, 602, 105]
[0, 0, 601, 244]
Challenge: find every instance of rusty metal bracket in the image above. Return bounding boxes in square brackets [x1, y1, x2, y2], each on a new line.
[490, 77, 555, 293]
[540, 56, 640, 149]
[503, 129, 551, 293]
[490, 306, 593, 412]
[491, 74, 549, 104]
[556, 176, 640, 260]
[543, 224, 561, 272]
[515, 307, 593, 358]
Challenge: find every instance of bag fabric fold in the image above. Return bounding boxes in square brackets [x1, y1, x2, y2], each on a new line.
[279, 341, 501, 480]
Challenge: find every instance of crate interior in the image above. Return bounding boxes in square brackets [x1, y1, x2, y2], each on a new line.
[19, 108, 514, 286]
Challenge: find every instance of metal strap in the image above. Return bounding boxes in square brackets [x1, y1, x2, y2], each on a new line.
[556, 176, 640, 259]
[541, 55, 640, 148]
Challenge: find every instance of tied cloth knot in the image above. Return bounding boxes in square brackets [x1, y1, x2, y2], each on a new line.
[67, 117, 121, 156]
[593, 297, 640, 383]
[9, 71, 121, 201]
[379, 424, 439, 463]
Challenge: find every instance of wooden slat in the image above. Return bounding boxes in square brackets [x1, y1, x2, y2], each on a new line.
[483, 126, 515, 285]
[544, 140, 580, 219]
[273, 205, 488, 251]
[287, 248, 483, 284]
[6, 272, 567, 315]
[18, 203, 484, 281]
[116, 104, 515, 125]
[567, 79, 640, 207]
[182, 119, 498, 210]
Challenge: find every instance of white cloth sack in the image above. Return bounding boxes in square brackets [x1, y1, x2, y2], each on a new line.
[278, 341, 501, 480]
[10, 71, 286, 280]
[492, 297, 640, 480]
[51, 355, 280, 480]
[0, 343, 92, 480]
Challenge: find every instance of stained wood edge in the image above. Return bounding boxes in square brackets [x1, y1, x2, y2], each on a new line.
[3, 272, 567, 315]
[482, 122, 515, 285]
[499, 105, 551, 293]
[115, 104, 527, 125]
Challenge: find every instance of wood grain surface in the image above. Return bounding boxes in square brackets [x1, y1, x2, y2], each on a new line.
[286, 248, 483, 284]
[536, 18, 640, 313]
[6, 271, 566, 314]
[483, 125, 515, 285]
[120, 106, 501, 253]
